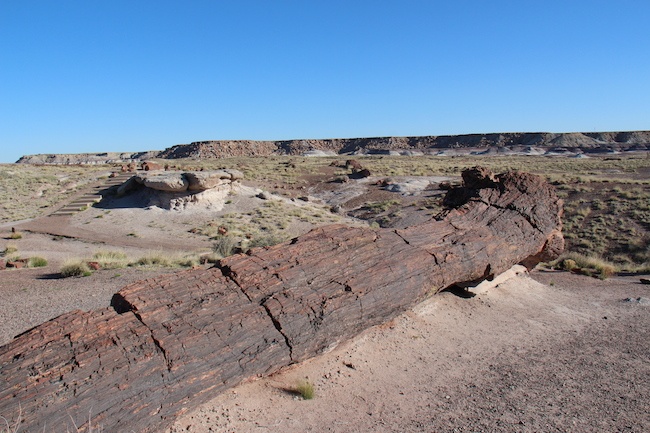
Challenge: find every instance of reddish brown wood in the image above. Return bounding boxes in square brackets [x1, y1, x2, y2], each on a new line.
[0, 168, 563, 432]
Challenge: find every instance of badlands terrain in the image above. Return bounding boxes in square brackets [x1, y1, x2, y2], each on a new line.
[0, 148, 649, 432]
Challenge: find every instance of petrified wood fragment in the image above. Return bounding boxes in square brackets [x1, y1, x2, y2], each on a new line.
[0, 168, 563, 432]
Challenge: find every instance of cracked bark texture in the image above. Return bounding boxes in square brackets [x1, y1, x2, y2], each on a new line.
[0, 167, 563, 432]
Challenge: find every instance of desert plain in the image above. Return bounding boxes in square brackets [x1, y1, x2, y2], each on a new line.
[0, 152, 649, 432]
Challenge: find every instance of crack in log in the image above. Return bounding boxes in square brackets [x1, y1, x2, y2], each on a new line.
[132, 311, 172, 372]
[261, 298, 294, 362]
[392, 229, 411, 245]
[217, 264, 295, 361]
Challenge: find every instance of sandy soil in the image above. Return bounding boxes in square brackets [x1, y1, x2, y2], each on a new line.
[164, 270, 650, 433]
[1, 175, 649, 432]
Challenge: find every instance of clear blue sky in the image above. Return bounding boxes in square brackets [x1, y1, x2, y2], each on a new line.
[1, 1, 649, 163]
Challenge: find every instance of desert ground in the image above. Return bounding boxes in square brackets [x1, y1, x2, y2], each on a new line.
[1, 155, 649, 432]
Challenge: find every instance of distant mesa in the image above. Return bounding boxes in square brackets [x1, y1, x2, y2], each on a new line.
[15, 130, 650, 164]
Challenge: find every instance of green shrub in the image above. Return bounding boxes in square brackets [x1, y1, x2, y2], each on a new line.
[295, 380, 315, 400]
[60, 260, 92, 277]
[28, 256, 48, 268]
[213, 236, 239, 258]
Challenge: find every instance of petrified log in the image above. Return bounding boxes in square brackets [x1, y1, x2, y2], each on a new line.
[0, 168, 563, 432]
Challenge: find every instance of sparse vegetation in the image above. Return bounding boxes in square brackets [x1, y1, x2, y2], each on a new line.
[2, 244, 18, 256]
[60, 260, 92, 277]
[134, 252, 175, 268]
[0, 164, 110, 223]
[212, 235, 239, 258]
[193, 198, 341, 254]
[550, 252, 618, 279]
[2, 154, 649, 274]
[364, 199, 400, 212]
[9, 231, 23, 240]
[295, 380, 315, 400]
[248, 232, 288, 249]
[92, 250, 129, 269]
[28, 256, 48, 268]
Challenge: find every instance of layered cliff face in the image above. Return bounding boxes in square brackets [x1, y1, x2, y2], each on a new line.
[15, 151, 160, 165]
[15, 131, 650, 164]
[159, 132, 650, 159]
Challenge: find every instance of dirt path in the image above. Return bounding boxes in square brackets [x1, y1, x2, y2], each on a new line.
[168, 270, 650, 433]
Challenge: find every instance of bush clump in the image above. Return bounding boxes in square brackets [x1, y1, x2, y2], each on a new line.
[551, 252, 618, 279]
[93, 250, 129, 269]
[212, 236, 239, 258]
[134, 252, 173, 267]
[295, 380, 315, 400]
[60, 260, 92, 277]
[248, 233, 286, 249]
[28, 256, 48, 268]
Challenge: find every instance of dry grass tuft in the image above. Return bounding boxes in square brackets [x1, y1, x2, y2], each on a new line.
[294, 380, 315, 400]
[60, 260, 92, 278]
[551, 252, 618, 279]
[92, 250, 129, 269]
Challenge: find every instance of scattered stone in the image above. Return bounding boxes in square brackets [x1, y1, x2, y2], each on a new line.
[345, 159, 363, 171]
[142, 161, 163, 171]
[640, 278, 650, 285]
[623, 297, 650, 305]
[87, 262, 101, 271]
[351, 169, 371, 179]
[6, 259, 27, 269]
[384, 179, 432, 195]
[257, 191, 271, 200]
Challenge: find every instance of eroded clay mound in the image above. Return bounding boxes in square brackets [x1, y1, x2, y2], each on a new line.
[114, 169, 244, 210]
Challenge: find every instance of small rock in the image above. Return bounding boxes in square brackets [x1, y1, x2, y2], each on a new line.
[345, 159, 363, 170]
[640, 278, 650, 285]
[623, 297, 650, 305]
[7, 260, 25, 269]
[142, 161, 163, 171]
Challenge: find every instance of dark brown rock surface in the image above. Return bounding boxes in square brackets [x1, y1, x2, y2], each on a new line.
[0, 168, 563, 432]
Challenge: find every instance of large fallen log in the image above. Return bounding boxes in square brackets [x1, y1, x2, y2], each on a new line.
[0, 168, 563, 432]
